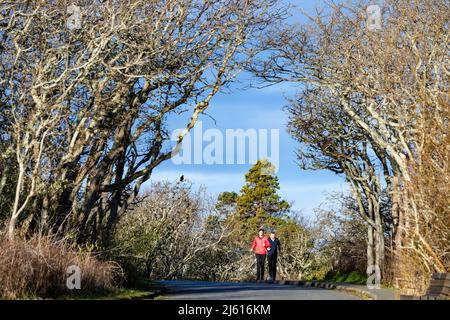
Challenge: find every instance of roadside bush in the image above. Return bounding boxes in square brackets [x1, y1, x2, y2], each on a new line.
[0, 235, 119, 299]
[113, 181, 229, 282]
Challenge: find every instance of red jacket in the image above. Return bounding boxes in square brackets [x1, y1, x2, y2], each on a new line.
[251, 236, 271, 255]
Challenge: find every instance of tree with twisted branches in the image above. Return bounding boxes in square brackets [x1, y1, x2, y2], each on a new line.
[0, 0, 287, 243]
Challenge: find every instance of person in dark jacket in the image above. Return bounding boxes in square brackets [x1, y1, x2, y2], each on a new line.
[267, 230, 281, 281]
[250, 228, 271, 280]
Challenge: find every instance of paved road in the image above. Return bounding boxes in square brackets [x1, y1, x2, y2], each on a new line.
[158, 280, 359, 300]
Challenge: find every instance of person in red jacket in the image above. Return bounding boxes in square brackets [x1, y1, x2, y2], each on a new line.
[250, 228, 271, 280]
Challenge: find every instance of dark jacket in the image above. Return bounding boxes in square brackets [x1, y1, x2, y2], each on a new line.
[268, 238, 281, 256]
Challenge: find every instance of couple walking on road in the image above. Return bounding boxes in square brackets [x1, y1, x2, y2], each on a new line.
[250, 228, 281, 281]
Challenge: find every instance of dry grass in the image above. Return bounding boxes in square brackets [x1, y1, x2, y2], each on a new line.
[0, 235, 119, 299]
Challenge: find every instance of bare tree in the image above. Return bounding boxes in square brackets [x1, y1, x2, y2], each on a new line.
[252, 0, 449, 292]
[114, 181, 231, 279]
[314, 195, 369, 277]
[0, 0, 286, 242]
[286, 87, 392, 278]
[277, 217, 316, 280]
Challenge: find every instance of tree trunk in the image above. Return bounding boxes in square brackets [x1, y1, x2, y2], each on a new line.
[373, 198, 385, 279]
[367, 224, 375, 270]
[375, 222, 385, 278]
[8, 164, 25, 239]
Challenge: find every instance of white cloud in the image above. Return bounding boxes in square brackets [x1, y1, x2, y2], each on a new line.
[144, 169, 246, 197]
[282, 181, 348, 193]
[149, 170, 244, 186]
[279, 181, 349, 215]
[145, 169, 348, 215]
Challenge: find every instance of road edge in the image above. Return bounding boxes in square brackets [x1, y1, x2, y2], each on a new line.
[236, 280, 377, 300]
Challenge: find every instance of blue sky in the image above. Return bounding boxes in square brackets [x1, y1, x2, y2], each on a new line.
[145, 1, 349, 215]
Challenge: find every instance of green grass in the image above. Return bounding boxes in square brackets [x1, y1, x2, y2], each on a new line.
[324, 271, 368, 285]
[50, 279, 163, 300]
[60, 288, 150, 300]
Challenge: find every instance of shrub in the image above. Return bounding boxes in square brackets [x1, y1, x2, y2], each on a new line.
[114, 181, 228, 281]
[0, 235, 119, 299]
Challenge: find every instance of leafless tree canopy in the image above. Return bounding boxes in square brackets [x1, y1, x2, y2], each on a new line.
[0, 0, 286, 243]
[0, 0, 448, 296]
[114, 181, 230, 280]
[253, 0, 449, 293]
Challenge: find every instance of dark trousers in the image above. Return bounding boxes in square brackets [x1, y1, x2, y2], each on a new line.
[268, 253, 277, 280]
[255, 254, 266, 280]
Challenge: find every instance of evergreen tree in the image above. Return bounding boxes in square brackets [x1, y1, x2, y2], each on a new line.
[216, 191, 239, 216]
[236, 159, 290, 234]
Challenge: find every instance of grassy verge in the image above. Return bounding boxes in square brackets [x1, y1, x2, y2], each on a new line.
[323, 271, 368, 285]
[52, 279, 163, 300]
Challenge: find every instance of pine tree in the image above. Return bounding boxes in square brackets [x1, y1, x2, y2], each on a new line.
[216, 191, 239, 216]
[236, 160, 290, 234]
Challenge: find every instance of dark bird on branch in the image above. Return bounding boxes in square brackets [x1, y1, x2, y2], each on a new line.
[179, 175, 184, 182]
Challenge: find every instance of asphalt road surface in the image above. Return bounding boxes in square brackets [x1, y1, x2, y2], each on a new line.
[158, 280, 359, 300]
